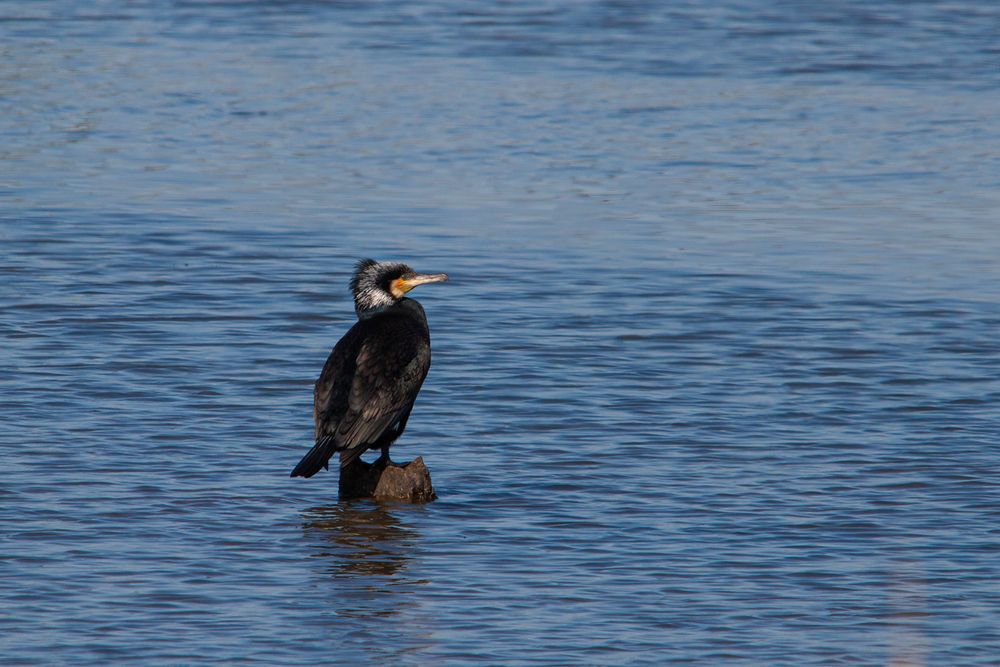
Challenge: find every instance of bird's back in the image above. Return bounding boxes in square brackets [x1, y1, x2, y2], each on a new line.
[313, 299, 431, 457]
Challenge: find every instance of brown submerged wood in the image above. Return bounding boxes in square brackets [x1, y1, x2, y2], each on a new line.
[338, 456, 436, 503]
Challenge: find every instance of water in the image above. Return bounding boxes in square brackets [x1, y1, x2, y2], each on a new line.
[3, 1, 1000, 664]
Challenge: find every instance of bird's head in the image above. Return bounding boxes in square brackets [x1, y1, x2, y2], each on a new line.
[350, 258, 449, 317]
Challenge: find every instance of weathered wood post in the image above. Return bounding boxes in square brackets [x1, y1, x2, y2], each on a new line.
[338, 457, 436, 502]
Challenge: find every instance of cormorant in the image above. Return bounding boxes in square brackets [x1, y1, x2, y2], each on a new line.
[290, 258, 448, 478]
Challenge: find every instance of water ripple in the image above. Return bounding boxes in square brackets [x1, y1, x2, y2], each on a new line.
[3, 1, 1000, 664]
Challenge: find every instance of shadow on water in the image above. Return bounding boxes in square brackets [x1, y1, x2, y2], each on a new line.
[300, 503, 426, 620]
[295, 504, 439, 660]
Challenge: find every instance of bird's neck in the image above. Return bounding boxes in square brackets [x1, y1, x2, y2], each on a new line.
[356, 296, 412, 320]
[354, 290, 398, 318]
[357, 306, 388, 320]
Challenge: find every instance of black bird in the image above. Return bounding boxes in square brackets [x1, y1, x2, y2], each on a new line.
[290, 259, 448, 478]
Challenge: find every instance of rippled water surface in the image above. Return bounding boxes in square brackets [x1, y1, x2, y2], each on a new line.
[4, 1, 1000, 664]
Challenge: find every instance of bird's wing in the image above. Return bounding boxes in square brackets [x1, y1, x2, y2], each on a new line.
[313, 322, 361, 443]
[334, 331, 431, 450]
[313, 316, 431, 455]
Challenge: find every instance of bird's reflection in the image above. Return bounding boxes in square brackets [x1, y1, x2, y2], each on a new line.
[301, 503, 421, 602]
[300, 503, 434, 659]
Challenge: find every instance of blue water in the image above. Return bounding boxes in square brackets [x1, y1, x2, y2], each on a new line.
[3, 2, 1000, 664]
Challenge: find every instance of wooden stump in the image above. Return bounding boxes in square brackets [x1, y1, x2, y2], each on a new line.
[338, 456, 436, 503]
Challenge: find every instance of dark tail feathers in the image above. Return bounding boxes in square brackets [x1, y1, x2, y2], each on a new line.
[290, 436, 336, 478]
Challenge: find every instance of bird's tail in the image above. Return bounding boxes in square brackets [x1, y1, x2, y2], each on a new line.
[290, 436, 337, 478]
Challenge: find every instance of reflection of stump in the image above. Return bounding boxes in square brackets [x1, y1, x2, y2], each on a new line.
[338, 456, 436, 503]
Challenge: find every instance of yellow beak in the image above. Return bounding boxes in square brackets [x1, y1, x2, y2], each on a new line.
[392, 272, 449, 296]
